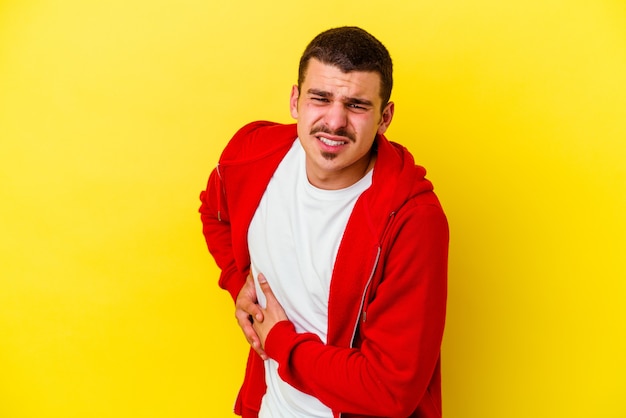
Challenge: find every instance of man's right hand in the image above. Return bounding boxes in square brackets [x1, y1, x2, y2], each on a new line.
[235, 272, 268, 360]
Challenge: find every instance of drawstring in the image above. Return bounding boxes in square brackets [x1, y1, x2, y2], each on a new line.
[215, 164, 223, 222]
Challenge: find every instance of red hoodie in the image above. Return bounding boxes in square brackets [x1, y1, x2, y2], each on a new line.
[199, 121, 449, 418]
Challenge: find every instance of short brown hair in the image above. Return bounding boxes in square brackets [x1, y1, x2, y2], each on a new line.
[298, 26, 393, 108]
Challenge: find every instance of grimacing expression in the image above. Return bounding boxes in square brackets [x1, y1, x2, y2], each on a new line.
[290, 58, 394, 190]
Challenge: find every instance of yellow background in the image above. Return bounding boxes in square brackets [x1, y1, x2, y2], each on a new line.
[1, 0, 625, 417]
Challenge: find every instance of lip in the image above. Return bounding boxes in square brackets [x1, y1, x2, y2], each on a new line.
[315, 134, 350, 151]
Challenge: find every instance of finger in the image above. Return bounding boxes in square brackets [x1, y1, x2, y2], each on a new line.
[256, 277, 288, 329]
[236, 311, 267, 359]
[240, 301, 264, 322]
[257, 273, 275, 302]
[235, 308, 253, 327]
[250, 321, 268, 360]
[236, 286, 264, 322]
[246, 324, 268, 359]
[236, 309, 260, 334]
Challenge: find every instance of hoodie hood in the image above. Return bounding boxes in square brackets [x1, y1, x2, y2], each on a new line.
[359, 134, 434, 242]
[216, 121, 434, 247]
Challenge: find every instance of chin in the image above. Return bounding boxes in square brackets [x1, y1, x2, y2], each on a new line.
[321, 152, 338, 161]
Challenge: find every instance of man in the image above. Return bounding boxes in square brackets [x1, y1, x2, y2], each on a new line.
[200, 26, 448, 418]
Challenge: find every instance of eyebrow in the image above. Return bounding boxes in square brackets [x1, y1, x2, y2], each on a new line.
[307, 88, 374, 107]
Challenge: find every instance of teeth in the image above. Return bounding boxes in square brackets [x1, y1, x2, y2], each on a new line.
[319, 137, 346, 146]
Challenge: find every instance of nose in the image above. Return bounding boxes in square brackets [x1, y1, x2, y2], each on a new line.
[323, 102, 348, 132]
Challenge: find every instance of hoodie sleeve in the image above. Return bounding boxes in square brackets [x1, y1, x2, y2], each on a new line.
[199, 121, 295, 303]
[199, 166, 245, 302]
[263, 200, 449, 417]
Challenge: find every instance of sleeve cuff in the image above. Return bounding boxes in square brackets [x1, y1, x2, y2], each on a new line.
[264, 320, 297, 362]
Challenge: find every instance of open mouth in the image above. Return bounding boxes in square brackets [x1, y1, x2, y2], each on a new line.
[318, 136, 348, 147]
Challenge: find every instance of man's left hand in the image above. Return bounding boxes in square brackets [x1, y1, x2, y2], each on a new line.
[252, 273, 288, 349]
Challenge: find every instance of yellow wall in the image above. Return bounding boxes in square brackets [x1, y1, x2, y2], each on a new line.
[1, 1, 624, 417]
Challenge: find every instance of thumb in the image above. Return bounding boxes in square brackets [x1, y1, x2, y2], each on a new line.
[257, 273, 274, 300]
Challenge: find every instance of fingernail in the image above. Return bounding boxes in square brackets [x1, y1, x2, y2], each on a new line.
[258, 273, 267, 284]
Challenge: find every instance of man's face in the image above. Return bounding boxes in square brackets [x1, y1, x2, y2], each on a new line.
[290, 58, 394, 190]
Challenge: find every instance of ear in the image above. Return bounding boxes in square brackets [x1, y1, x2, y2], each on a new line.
[377, 101, 395, 135]
[290, 85, 299, 119]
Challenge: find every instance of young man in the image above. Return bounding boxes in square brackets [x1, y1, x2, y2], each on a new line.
[199, 26, 449, 418]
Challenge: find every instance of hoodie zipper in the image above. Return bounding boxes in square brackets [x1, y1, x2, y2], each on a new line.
[338, 246, 380, 418]
[349, 210, 396, 340]
[339, 210, 396, 418]
[349, 245, 381, 348]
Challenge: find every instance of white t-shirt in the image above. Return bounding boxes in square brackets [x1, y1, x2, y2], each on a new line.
[248, 139, 372, 417]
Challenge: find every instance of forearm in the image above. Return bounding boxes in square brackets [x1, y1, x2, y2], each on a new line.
[263, 205, 449, 416]
[262, 284, 446, 416]
[263, 318, 444, 417]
